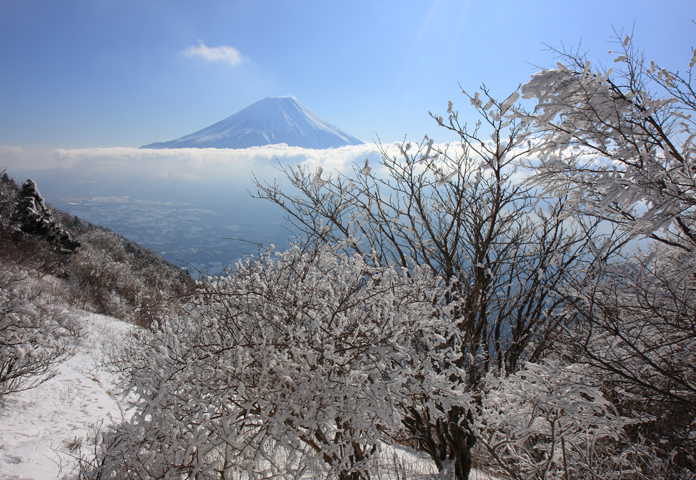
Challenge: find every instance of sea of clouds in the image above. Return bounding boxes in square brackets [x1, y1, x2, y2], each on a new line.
[1, 144, 399, 272]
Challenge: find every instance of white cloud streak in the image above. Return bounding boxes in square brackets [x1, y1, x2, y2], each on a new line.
[1, 144, 388, 194]
[0, 146, 56, 171]
[181, 41, 245, 66]
[47, 144, 383, 180]
[0, 142, 475, 178]
[5, 142, 512, 193]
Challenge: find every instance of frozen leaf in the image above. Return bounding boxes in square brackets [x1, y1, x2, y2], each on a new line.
[582, 60, 591, 76]
[470, 92, 482, 108]
[501, 91, 520, 111]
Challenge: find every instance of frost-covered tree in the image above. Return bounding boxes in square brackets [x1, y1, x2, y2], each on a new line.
[472, 360, 636, 480]
[0, 263, 76, 399]
[519, 33, 696, 251]
[255, 93, 589, 479]
[0, 170, 19, 230]
[519, 33, 696, 475]
[87, 242, 447, 480]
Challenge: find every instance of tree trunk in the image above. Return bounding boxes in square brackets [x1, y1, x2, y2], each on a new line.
[447, 406, 477, 480]
[448, 423, 476, 480]
[404, 406, 477, 480]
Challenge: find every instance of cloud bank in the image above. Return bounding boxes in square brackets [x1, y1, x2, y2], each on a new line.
[51, 144, 385, 182]
[181, 41, 245, 66]
[0, 142, 483, 183]
[0, 144, 399, 198]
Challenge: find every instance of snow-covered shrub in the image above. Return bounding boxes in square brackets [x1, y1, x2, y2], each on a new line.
[69, 234, 139, 316]
[519, 33, 696, 476]
[559, 242, 696, 476]
[0, 262, 77, 400]
[86, 242, 445, 480]
[473, 360, 636, 480]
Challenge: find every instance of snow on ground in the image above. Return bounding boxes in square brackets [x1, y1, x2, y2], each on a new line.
[374, 445, 499, 480]
[0, 313, 131, 480]
[0, 311, 499, 480]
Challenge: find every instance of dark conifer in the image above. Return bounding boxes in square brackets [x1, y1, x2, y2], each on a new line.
[12, 179, 80, 253]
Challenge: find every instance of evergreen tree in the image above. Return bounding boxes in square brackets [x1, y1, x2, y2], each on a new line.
[11, 179, 80, 253]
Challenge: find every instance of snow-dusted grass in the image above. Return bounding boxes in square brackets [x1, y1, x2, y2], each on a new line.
[0, 313, 130, 479]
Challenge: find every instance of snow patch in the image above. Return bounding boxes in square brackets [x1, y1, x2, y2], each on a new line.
[0, 313, 131, 479]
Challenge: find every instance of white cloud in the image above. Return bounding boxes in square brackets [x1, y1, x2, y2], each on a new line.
[3, 142, 480, 181]
[181, 41, 245, 66]
[44, 144, 383, 180]
[0, 146, 22, 156]
[2, 144, 385, 177]
[0, 146, 58, 171]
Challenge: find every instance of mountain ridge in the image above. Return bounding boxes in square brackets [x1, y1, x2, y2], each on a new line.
[141, 97, 363, 150]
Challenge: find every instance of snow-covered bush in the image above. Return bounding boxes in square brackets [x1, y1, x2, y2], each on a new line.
[87, 243, 640, 480]
[69, 232, 140, 316]
[86, 242, 446, 480]
[0, 262, 77, 400]
[255, 87, 588, 480]
[518, 33, 696, 476]
[559, 242, 696, 476]
[473, 360, 636, 480]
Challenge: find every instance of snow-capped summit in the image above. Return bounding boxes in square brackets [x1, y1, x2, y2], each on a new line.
[141, 97, 364, 149]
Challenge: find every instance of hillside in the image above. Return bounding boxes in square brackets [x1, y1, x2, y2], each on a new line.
[0, 171, 193, 328]
[0, 173, 193, 477]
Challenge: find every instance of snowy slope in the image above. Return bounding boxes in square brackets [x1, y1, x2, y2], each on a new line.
[141, 97, 364, 149]
[0, 313, 131, 480]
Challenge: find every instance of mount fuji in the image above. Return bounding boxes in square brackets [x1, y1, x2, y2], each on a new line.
[141, 97, 364, 150]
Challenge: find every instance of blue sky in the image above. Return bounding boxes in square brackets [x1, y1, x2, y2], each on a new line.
[1, 0, 694, 150]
